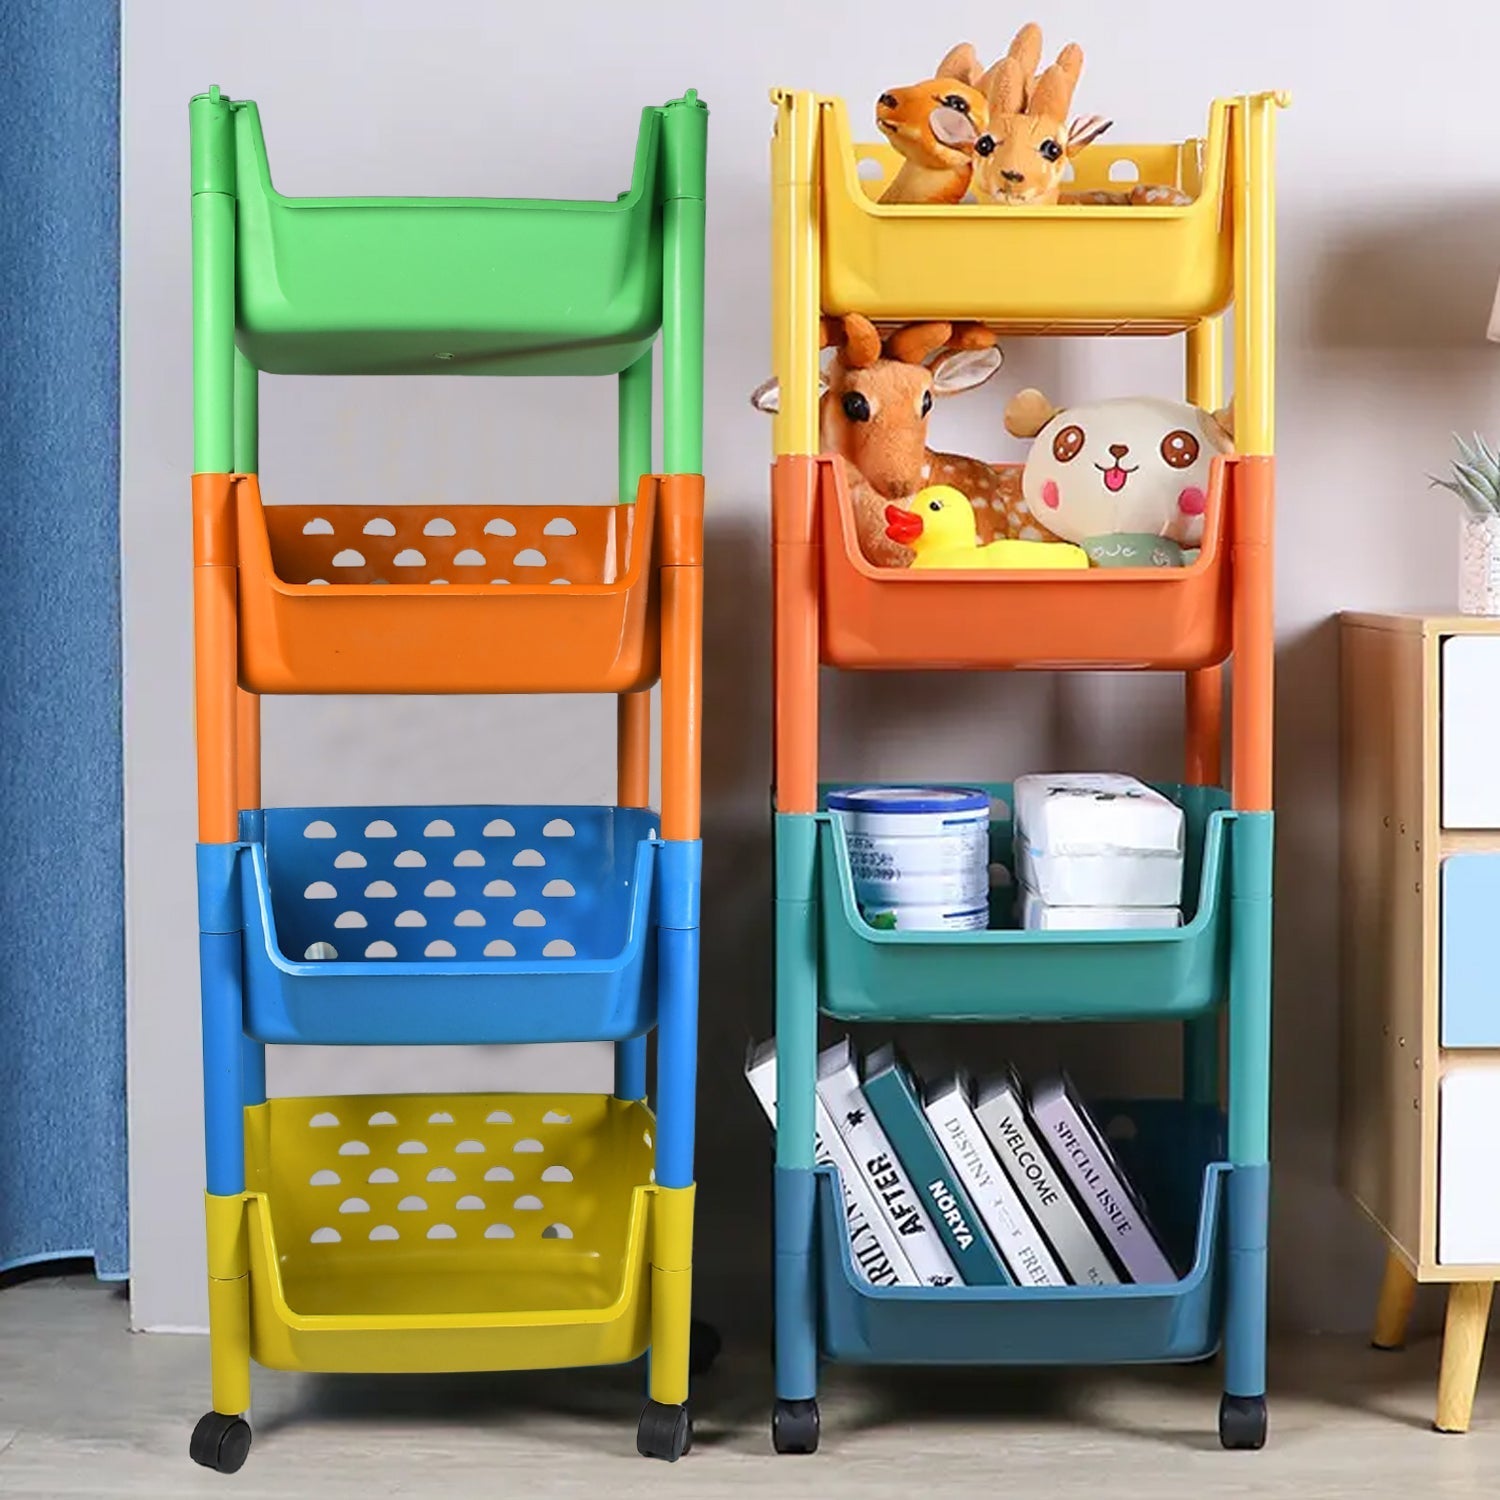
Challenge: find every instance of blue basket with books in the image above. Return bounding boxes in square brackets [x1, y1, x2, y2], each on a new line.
[750, 1042, 1226, 1368]
[815, 782, 1232, 1024]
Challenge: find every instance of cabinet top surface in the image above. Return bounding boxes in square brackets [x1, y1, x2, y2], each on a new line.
[1340, 611, 1500, 636]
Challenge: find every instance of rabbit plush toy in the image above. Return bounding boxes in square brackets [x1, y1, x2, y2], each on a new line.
[1003, 389, 1235, 565]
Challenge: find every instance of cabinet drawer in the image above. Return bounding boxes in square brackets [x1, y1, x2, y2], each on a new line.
[1442, 636, 1500, 827]
[1439, 1067, 1500, 1265]
[1442, 855, 1500, 1046]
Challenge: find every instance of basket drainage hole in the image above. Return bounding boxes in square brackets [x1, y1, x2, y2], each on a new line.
[335, 912, 367, 929]
[310, 1227, 341, 1244]
[395, 911, 426, 928]
[423, 518, 456, 537]
[425, 880, 457, 898]
[542, 1223, 573, 1240]
[542, 1110, 572, 1125]
[542, 880, 575, 898]
[455, 1140, 485, 1155]
[365, 940, 398, 958]
[542, 818, 575, 838]
[456, 1195, 485, 1211]
[484, 940, 516, 957]
[485, 1223, 514, 1239]
[856, 156, 883, 181]
[394, 548, 426, 567]
[332, 549, 365, 568]
[424, 819, 456, 838]
[513, 548, 546, 568]
[339, 1140, 370, 1156]
[428, 1111, 454, 1125]
[454, 850, 485, 868]
[514, 1138, 543, 1154]
[304, 942, 338, 961]
[1109, 158, 1141, 183]
[486, 1110, 513, 1125]
[513, 849, 545, 868]
[454, 549, 486, 567]
[455, 910, 486, 928]
[397, 1141, 428, 1155]
[484, 879, 516, 898]
[309, 1169, 340, 1187]
[398, 1196, 427, 1212]
[543, 939, 576, 958]
[425, 940, 457, 957]
[483, 819, 516, 838]
[302, 518, 334, 536]
[303, 820, 337, 840]
[369, 1225, 399, 1242]
[484, 517, 517, 537]
[362, 517, 396, 536]
[304, 881, 336, 900]
[364, 880, 396, 898]
[335, 851, 367, 869]
[543, 517, 577, 537]
[484, 1165, 514, 1182]
[513, 1195, 543, 1211]
[513, 910, 545, 929]
[339, 1198, 370, 1214]
[309, 1112, 340, 1128]
[367, 1110, 397, 1126]
[427, 1167, 457, 1183]
[395, 850, 427, 868]
[364, 819, 397, 839]
[541, 1166, 573, 1182]
[427, 1224, 457, 1240]
[368, 1168, 398, 1185]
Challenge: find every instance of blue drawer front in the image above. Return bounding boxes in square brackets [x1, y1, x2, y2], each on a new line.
[1442, 854, 1500, 1047]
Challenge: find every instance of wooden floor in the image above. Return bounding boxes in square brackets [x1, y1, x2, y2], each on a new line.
[2, 1274, 1499, 1498]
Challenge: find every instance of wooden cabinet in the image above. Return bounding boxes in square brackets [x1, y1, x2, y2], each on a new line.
[1340, 612, 1500, 1433]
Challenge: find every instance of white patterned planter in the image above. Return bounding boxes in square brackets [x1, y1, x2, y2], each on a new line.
[1460, 514, 1500, 615]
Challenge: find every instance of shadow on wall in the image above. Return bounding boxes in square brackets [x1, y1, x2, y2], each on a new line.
[1309, 200, 1500, 352]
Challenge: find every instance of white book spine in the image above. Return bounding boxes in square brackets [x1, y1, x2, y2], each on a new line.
[745, 1046, 917, 1287]
[1028, 1088, 1177, 1285]
[922, 1082, 1066, 1288]
[817, 1042, 961, 1287]
[974, 1081, 1120, 1287]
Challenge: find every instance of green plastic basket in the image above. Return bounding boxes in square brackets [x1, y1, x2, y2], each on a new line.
[190, 89, 707, 378]
[813, 782, 1232, 1023]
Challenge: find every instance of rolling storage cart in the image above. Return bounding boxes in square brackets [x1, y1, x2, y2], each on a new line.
[188, 86, 708, 1472]
[766, 88, 1284, 1453]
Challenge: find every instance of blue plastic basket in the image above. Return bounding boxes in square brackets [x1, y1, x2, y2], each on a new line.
[815, 1101, 1226, 1365]
[234, 804, 660, 1045]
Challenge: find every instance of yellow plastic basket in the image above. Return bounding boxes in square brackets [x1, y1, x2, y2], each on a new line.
[241, 1092, 656, 1374]
[816, 96, 1231, 331]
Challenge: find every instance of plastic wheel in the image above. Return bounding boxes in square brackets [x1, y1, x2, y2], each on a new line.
[189, 1411, 252, 1473]
[637, 1399, 690, 1462]
[689, 1318, 722, 1376]
[772, 1397, 820, 1455]
[1218, 1393, 1267, 1451]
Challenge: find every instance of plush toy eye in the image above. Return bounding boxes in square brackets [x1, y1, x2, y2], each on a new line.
[928, 497, 943, 512]
[1052, 424, 1085, 463]
[1039, 138, 1063, 162]
[940, 94, 971, 114]
[842, 391, 872, 423]
[919, 390, 933, 417]
[1160, 429, 1200, 468]
[974, 134, 996, 158]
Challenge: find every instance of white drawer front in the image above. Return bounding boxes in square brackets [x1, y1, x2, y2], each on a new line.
[1443, 636, 1500, 827]
[1439, 1067, 1500, 1264]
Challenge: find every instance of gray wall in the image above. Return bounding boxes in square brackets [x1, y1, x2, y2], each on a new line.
[123, 0, 1500, 1336]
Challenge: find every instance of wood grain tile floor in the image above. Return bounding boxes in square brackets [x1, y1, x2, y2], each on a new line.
[2, 1274, 1498, 1498]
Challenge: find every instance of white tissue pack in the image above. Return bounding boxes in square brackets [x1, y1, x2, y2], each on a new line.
[1018, 888, 1183, 931]
[1013, 773, 1185, 909]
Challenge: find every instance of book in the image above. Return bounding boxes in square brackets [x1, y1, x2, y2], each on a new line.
[744, 1040, 916, 1288]
[862, 1045, 1011, 1285]
[1028, 1075, 1178, 1284]
[817, 1039, 961, 1287]
[973, 1068, 1121, 1287]
[922, 1073, 1066, 1288]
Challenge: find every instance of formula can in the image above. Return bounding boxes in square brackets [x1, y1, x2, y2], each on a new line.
[827, 786, 991, 931]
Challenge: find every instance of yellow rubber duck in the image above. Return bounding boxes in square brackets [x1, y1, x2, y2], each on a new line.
[884, 485, 1090, 570]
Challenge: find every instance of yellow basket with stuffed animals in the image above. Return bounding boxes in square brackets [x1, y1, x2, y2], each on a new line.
[790, 93, 1246, 332]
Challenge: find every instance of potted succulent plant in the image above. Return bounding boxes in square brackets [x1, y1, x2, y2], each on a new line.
[1431, 434, 1500, 614]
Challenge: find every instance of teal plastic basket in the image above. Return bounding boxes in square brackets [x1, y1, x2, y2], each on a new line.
[815, 783, 1232, 1023]
[815, 1100, 1226, 1365]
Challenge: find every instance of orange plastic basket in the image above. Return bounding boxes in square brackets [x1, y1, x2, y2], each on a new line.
[816, 457, 1234, 671]
[227, 476, 661, 694]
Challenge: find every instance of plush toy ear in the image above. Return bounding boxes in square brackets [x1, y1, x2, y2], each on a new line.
[1209, 403, 1236, 447]
[1004, 387, 1060, 438]
[1029, 60, 1078, 123]
[839, 314, 883, 369]
[980, 56, 1028, 119]
[1005, 23, 1044, 85]
[935, 42, 982, 86]
[931, 345, 1003, 395]
[1065, 115, 1112, 156]
[931, 106, 978, 147]
[750, 378, 780, 414]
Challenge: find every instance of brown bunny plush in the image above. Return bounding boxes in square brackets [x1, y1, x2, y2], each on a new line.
[971, 24, 1191, 208]
[874, 43, 989, 205]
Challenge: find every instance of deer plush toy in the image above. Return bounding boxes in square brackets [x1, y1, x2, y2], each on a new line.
[752, 315, 1053, 567]
[874, 43, 990, 205]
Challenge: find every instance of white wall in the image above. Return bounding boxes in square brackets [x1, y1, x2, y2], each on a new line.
[123, 0, 1500, 1334]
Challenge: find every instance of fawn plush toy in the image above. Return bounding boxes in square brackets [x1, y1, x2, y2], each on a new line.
[752, 315, 1053, 567]
[1004, 389, 1235, 563]
[970, 24, 1190, 208]
[875, 43, 990, 205]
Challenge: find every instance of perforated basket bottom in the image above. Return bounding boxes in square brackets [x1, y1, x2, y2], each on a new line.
[263, 504, 640, 588]
[249, 1092, 655, 1321]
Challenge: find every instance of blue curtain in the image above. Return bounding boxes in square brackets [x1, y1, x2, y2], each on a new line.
[0, 2, 126, 1277]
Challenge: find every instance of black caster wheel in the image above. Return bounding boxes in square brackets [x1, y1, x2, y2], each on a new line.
[637, 1399, 691, 1462]
[1218, 1393, 1267, 1451]
[772, 1397, 820, 1455]
[689, 1318, 722, 1376]
[190, 1411, 252, 1473]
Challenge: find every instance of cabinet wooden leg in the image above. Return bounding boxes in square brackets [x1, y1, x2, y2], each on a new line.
[1371, 1249, 1418, 1350]
[1435, 1281, 1493, 1433]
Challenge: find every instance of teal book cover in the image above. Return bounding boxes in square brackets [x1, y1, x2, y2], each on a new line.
[863, 1044, 1012, 1285]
